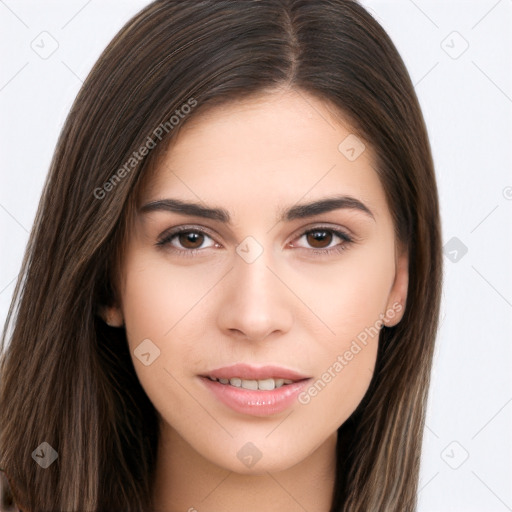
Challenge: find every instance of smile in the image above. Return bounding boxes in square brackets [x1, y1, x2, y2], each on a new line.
[200, 364, 311, 416]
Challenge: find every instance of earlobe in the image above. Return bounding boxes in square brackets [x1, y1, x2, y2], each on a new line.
[99, 305, 124, 328]
[383, 246, 409, 327]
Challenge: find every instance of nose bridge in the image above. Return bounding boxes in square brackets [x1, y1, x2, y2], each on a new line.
[216, 234, 293, 340]
[233, 234, 280, 303]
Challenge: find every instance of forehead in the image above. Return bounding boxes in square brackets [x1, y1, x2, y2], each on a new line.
[139, 89, 387, 221]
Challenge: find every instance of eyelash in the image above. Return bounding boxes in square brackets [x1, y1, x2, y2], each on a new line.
[155, 225, 354, 258]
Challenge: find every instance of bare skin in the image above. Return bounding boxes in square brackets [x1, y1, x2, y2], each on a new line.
[102, 88, 408, 512]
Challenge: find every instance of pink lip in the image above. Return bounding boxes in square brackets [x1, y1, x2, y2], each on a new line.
[199, 364, 311, 417]
[202, 363, 309, 381]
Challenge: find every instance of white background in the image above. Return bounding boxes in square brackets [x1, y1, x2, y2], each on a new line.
[1, 1, 511, 510]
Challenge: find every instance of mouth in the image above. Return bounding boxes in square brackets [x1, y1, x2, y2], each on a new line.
[198, 363, 311, 416]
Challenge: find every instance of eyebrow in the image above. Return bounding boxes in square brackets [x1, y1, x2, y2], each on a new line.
[139, 194, 375, 223]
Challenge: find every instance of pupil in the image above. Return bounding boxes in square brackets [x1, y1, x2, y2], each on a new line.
[180, 232, 203, 248]
[308, 230, 332, 248]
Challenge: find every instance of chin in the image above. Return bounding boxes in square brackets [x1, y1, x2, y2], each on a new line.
[219, 451, 303, 475]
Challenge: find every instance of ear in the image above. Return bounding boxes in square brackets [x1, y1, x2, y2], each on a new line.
[98, 304, 124, 328]
[383, 243, 409, 327]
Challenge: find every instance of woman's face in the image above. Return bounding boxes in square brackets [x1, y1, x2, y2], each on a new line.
[106, 89, 408, 474]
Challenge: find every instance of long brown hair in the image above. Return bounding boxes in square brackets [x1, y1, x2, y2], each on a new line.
[0, 1, 442, 510]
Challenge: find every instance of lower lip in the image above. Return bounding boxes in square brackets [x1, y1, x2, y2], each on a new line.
[200, 377, 311, 416]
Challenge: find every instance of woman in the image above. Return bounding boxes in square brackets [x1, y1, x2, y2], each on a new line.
[0, 0, 442, 510]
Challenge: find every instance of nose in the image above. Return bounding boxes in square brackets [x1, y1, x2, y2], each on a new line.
[216, 244, 293, 342]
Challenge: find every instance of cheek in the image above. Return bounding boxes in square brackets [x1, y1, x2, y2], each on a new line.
[295, 283, 381, 435]
[120, 254, 220, 403]
[291, 242, 394, 426]
[121, 255, 213, 344]
[295, 237, 395, 344]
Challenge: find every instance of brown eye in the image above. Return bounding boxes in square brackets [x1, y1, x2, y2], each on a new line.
[178, 231, 205, 249]
[306, 230, 333, 249]
[290, 226, 354, 256]
[156, 227, 217, 254]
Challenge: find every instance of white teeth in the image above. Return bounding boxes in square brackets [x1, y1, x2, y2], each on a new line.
[210, 376, 294, 390]
[258, 378, 275, 391]
[241, 379, 259, 390]
[274, 378, 285, 388]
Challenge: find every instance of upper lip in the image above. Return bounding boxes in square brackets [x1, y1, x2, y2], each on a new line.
[201, 363, 310, 381]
